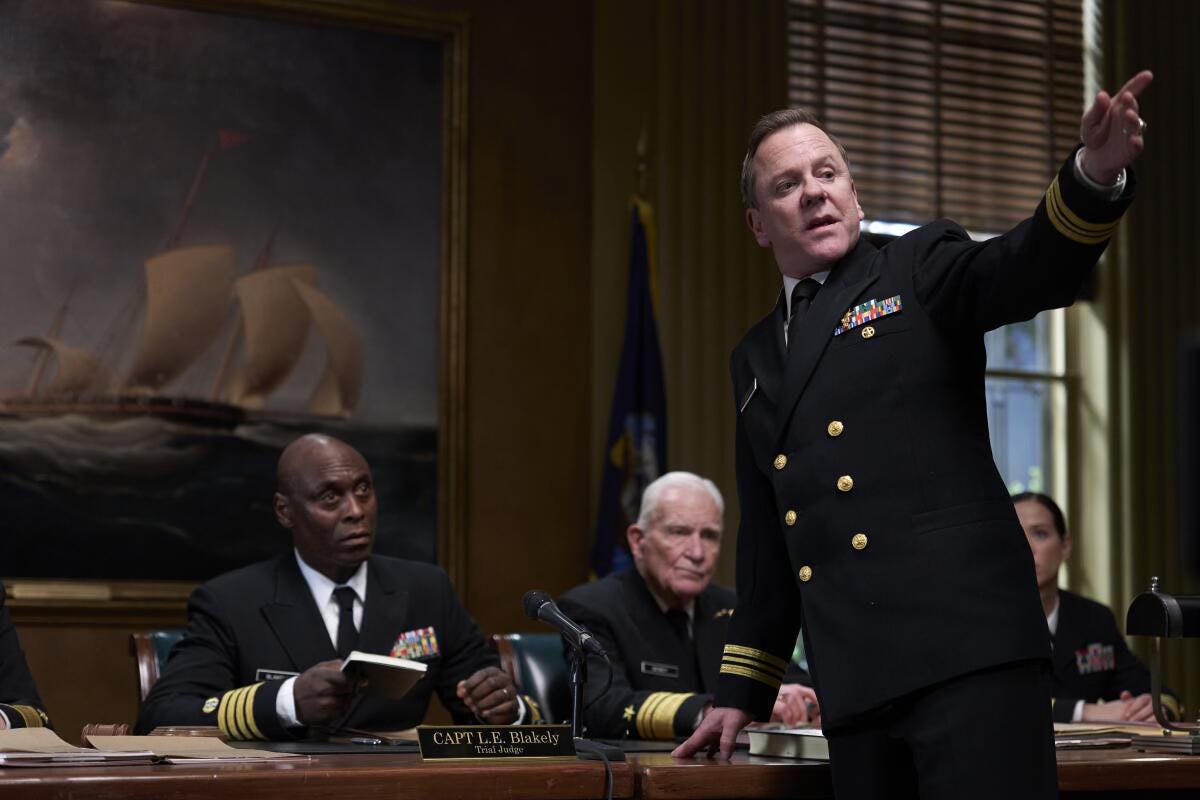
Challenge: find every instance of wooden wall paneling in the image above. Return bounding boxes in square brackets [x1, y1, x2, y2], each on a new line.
[1105, 0, 1200, 714]
[10, 598, 187, 742]
[591, 1, 789, 587]
[651, 0, 788, 585]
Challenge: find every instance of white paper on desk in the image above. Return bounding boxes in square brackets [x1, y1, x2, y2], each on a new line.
[89, 735, 299, 760]
[0, 728, 89, 753]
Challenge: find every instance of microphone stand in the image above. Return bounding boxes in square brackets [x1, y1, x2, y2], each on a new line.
[565, 640, 625, 763]
[569, 645, 587, 740]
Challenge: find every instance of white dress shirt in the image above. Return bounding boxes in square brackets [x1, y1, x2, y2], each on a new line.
[275, 551, 367, 728]
[275, 551, 526, 728]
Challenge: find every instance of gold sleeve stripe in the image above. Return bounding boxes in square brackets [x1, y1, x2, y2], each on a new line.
[720, 663, 784, 689]
[240, 683, 265, 740]
[721, 653, 785, 681]
[232, 686, 251, 740]
[722, 644, 788, 671]
[1045, 179, 1119, 245]
[1162, 693, 1183, 720]
[13, 705, 45, 728]
[217, 687, 244, 740]
[635, 691, 693, 740]
[634, 692, 668, 739]
[218, 683, 265, 741]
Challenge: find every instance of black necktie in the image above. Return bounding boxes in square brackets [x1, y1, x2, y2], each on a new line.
[665, 609, 700, 685]
[333, 586, 358, 660]
[787, 278, 822, 349]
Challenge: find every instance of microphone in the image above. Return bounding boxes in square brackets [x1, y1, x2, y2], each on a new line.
[522, 590, 606, 655]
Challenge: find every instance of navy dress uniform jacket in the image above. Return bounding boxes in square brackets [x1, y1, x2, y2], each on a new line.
[716, 149, 1135, 731]
[0, 582, 50, 729]
[136, 554, 518, 739]
[559, 569, 809, 739]
[1051, 589, 1180, 722]
[559, 570, 734, 739]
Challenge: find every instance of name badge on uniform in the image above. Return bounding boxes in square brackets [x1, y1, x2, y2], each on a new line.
[1075, 643, 1116, 674]
[255, 668, 299, 682]
[641, 661, 680, 679]
[739, 378, 757, 414]
[391, 626, 440, 660]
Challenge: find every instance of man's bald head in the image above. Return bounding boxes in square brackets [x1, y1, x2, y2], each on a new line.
[276, 434, 354, 496]
[274, 433, 377, 583]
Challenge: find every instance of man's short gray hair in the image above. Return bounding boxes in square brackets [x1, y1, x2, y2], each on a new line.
[739, 107, 851, 209]
[636, 471, 725, 530]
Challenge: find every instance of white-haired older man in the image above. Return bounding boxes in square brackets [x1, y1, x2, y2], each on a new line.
[558, 471, 818, 739]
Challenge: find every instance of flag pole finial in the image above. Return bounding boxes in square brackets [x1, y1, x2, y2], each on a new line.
[635, 124, 648, 198]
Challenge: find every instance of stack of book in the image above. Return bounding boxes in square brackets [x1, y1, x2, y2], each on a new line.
[746, 727, 828, 760]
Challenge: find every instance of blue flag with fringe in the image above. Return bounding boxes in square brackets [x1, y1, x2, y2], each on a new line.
[590, 197, 667, 577]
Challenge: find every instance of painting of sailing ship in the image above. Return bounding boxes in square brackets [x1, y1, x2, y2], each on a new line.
[0, 1, 450, 580]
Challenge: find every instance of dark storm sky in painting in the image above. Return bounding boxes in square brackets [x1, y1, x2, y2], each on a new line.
[0, 0, 442, 427]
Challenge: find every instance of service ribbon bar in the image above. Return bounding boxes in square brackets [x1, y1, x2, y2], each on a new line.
[834, 295, 903, 336]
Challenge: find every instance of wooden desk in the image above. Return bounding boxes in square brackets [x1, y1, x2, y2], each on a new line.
[0, 753, 634, 800]
[3, 748, 1199, 800]
[631, 750, 1200, 800]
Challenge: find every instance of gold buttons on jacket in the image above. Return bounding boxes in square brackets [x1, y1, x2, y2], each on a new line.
[861, 326, 876, 339]
[851, 533, 868, 550]
[837, 475, 854, 492]
[798, 566, 812, 582]
[827, 420, 844, 437]
[784, 510, 797, 527]
[773, 454, 788, 470]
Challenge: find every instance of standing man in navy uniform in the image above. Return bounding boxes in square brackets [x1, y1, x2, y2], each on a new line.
[676, 71, 1153, 800]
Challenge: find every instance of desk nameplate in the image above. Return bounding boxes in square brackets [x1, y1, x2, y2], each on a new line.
[417, 725, 575, 761]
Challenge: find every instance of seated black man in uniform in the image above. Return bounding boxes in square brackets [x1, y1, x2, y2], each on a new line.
[0, 581, 51, 730]
[136, 433, 538, 739]
[1013, 491, 1180, 722]
[559, 471, 819, 739]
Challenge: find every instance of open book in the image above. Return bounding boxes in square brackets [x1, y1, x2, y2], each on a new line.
[746, 727, 829, 760]
[342, 650, 428, 699]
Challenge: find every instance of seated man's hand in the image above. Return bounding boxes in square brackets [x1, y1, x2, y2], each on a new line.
[1118, 690, 1156, 723]
[770, 683, 820, 728]
[457, 666, 519, 724]
[1081, 691, 1159, 724]
[672, 706, 754, 761]
[294, 659, 359, 726]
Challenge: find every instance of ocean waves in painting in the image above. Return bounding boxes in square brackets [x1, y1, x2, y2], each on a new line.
[0, 415, 436, 581]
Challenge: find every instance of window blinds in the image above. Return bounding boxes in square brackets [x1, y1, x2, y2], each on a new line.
[788, 0, 1084, 233]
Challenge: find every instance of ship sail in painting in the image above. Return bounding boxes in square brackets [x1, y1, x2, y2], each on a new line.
[2, 133, 364, 424]
[0, 129, 429, 584]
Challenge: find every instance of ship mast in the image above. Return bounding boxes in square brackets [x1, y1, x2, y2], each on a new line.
[209, 221, 280, 400]
[25, 282, 77, 396]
